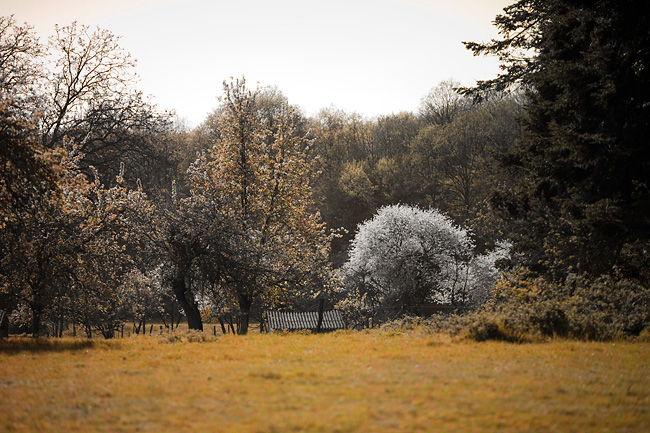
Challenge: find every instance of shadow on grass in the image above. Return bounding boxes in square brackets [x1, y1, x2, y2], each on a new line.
[0, 337, 97, 354]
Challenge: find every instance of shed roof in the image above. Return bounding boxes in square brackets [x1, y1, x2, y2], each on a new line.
[265, 310, 345, 332]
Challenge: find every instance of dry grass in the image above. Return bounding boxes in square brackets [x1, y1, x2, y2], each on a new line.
[1, 331, 649, 432]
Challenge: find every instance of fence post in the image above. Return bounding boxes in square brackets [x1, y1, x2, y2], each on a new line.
[316, 298, 325, 333]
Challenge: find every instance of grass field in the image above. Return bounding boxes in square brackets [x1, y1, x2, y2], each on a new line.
[1, 331, 649, 433]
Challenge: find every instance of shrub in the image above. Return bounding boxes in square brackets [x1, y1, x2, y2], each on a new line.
[454, 312, 531, 343]
[380, 268, 650, 342]
[478, 270, 650, 340]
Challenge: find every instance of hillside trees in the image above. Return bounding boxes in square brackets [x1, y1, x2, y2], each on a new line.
[309, 89, 522, 263]
[309, 109, 374, 262]
[334, 113, 423, 210]
[412, 95, 523, 228]
[445, 0, 650, 339]
[2, 16, 340, 335]
[2, 13, 538, 335]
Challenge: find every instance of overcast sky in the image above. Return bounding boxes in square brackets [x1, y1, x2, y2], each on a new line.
[4, 0, 508, 127]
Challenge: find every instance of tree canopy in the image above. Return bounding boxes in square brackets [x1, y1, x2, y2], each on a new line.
[465, 0, 650, 281]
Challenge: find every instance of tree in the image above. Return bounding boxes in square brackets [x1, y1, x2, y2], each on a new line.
[0, 101, 56, 229]
[460, 0, 547, 99]
[419, 79, 471, 125]
[412, 95, 522, 224]
[1, 105, 151, 337]
[188, 78, 336, 334]
[41, 22, 172, 186]
[371, 112, 420, 158]
[0, 18, 52, 237]
[467, 0, 650, 281]
[341, 205, 505, 323]
[69, 168, 151, 339]
[0, 16, 174, 336]
[0, 105, 62, 335]
[155, 191, 233, 332]
[119, 268, 165, 334]
[43, 22, 136, 147]
[0, 16, 43, 114]
[309, 109, 376, 262]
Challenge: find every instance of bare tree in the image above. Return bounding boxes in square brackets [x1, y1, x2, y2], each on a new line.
[40, 22, 171, 185]
[418, 79, 471, 125]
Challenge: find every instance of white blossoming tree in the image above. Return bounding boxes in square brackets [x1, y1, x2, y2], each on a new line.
[340, 204, 507, 323]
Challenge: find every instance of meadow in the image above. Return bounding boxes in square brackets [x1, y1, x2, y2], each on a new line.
[1, 331, 649, 433]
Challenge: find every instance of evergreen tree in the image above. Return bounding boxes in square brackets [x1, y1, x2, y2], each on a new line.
[467, 0, 650, 280]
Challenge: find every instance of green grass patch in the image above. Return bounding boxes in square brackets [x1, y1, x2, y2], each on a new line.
[1, 332, 649, 432]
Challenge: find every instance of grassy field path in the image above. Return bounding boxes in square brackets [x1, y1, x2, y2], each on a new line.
[1, 332, 649, 432]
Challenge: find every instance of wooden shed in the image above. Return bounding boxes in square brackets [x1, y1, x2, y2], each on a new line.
[0, 311, 9, 338]
[264, 309, 346, 333]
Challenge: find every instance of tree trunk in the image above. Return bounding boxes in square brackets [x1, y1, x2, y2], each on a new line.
[101, 326, 115, 339]
[172, 275, 203, 331]
[237, 294, 252, 335]
[158, 313, 168, 330]
[226, 315, 236, 334]
[31, 305, 42, 338]
[316, 298, 325, 333]
[218, 317, 227, 334]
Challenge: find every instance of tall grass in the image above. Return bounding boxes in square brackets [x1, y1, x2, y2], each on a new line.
[1, 331, 648, 432]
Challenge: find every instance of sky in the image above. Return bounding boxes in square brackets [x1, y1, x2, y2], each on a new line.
[3, 0, 508, 127]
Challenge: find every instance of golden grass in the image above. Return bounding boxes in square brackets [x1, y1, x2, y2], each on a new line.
[1, 331, 649, 432]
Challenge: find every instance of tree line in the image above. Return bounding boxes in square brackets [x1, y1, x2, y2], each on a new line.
[2, 0, 649, 339]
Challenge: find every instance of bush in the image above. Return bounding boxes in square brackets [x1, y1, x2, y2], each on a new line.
[377, 269, 650, 342]
[478, 270, 650, 340]
[358, 267, 649, 342]
[453, 312, 531, 343]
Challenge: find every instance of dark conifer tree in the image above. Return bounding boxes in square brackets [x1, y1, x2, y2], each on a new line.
[466, 0, 650, 280]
